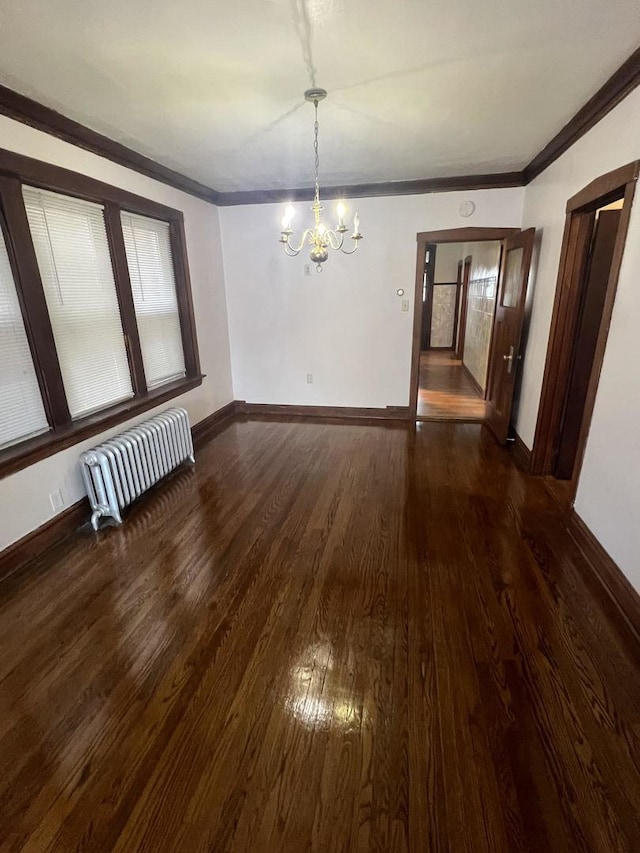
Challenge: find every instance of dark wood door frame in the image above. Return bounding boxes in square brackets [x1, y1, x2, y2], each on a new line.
[453, 259, 463, 354]
[410, 227, 519, 417]
[456, 256, 472, 361]
[421, 244, 437, 350]
[554, 208, 621, 479]
[530, 161, 639, 498]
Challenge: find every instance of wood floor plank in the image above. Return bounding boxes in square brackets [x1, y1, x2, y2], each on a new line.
[0, 418, 638, 851]
[417, 350, 487, 420]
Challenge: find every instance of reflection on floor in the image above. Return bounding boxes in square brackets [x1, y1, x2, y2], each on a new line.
[417, 349, 487, 421]
[2, 419, 639, 849]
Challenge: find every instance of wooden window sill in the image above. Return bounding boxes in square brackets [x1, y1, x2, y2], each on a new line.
[0, 374, 204, 480]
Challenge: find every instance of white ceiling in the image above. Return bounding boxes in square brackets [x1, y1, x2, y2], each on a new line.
[0, 0, 639, 192]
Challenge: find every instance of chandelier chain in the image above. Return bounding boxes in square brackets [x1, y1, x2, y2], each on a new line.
[313, 100, 320, 206]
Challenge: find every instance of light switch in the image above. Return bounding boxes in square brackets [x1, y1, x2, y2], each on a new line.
[401, 299, 410, 312]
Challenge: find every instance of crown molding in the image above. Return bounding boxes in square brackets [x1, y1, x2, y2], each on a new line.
[214, 172, 525, 206]
[0, 84, 221, 205]
[524, 45, 640, 183]
[2, 44, 640, 207]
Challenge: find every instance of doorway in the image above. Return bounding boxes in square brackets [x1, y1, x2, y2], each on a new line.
[416, 239, 501, 420]
[410, 227, 524, 428]
[531, 162, 638, 498]
[555, 200, 622, 478]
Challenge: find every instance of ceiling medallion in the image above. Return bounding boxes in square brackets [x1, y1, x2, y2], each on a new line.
[279, 88, 363, 272]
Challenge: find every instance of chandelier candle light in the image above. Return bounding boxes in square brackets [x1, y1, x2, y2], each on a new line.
[279, 88, 363, 272]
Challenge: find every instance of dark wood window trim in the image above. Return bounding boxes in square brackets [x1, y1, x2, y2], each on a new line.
[104, 203, 148, 397]
[0, 147, 203, 480]
[0, 147, 184, 220]
[170, 217, 201, 377]
[0, 174, 70, 426]
[0, 376, 203, 479]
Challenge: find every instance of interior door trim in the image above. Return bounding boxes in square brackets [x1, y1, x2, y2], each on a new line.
[410, 228, 519, 418]
[530, 161, 638, 500]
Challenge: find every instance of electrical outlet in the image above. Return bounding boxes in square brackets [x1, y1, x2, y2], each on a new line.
[306, 373, 313, 384]
[304, 264, 311, 276]
[401, 299, 410, 312]
[49, 489, 65, 512]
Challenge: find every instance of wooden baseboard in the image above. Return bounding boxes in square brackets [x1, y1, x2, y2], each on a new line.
[192, 400, 238, 447]
[512, 430, 532, 473]
[417, 415, 484, 424]
[236, 402, 411, 422]
[2, 399, 413, 584]
[567, 509, 640, 648]
[1, 400, 411, 582]
[462, 363, 485, 399]
[1, 402, 237, 583]
[0, 498, 88, 585]
[193, 400, 411, 438]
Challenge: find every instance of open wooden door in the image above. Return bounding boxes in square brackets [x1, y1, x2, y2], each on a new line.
[486, 228, 535, 444]
[554, 209, 621, 478]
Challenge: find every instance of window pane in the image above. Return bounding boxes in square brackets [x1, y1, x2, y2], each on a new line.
[501, 246, 524, 309]
[0, 226, 49, 450]
[23, 186, 133, 419]
[121, 212, 186, 389]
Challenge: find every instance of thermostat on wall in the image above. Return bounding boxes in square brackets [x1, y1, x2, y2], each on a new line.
[459, 200, 475, 218]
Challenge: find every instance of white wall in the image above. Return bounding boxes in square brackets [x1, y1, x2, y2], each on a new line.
[0, 116, 233, 552]
[220, 189, 524, 408]
[515, 86, 640, 587]
[434, 242, 463, 283]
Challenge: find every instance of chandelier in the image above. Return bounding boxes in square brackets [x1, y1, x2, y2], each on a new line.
[279, 88, 363, 272]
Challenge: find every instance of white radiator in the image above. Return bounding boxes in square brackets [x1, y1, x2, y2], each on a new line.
[79, 407, 195, 530]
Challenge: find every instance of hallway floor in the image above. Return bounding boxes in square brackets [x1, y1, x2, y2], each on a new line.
[0, 418, 639, 851]
[417, 349, 487, 421]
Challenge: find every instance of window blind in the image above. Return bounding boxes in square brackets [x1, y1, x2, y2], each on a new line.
[0, 227, 49, 450]
[23, 186, 133, 419]
[121, 212, 186, 389]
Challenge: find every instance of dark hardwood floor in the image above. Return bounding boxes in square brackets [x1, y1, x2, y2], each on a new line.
[417, 350, 487, 421]
[0, 417, 639, 852]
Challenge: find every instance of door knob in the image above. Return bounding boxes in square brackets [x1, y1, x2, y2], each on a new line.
[503, 345, 515, 374]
